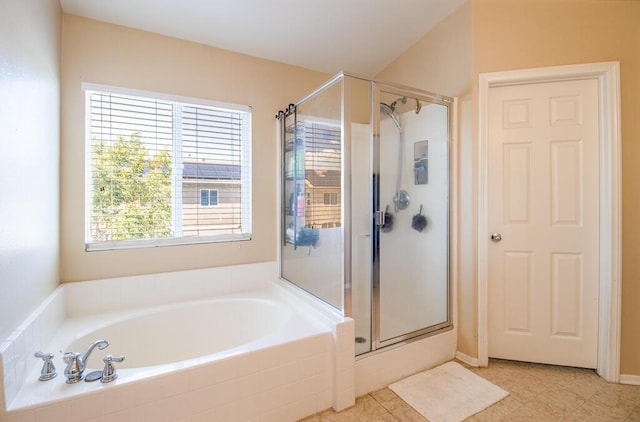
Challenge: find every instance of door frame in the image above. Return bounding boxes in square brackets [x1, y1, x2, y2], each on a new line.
[477, 62, 621, 382]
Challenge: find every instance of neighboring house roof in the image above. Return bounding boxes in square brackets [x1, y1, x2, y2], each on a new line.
[183, 162, 240, 180]
[305, 170, 340, 188]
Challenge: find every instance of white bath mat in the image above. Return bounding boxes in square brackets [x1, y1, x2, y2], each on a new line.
[389, 361, 508, 422]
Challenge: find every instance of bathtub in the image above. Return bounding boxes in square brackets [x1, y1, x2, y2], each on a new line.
[62, 296, 296, 369]
[0, 262, 356, 422]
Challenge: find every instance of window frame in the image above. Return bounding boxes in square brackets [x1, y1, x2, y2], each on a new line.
[200, 189, 219, 207]
[323, 192, 339, 206]
[83, 82, 252, 251]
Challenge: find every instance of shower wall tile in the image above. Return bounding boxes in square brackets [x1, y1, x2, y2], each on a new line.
[262, 405, 287, 422]
[238, 372, 261, 398]
[33, 401, 71, 422]
[100, 384, 137, 415]
[1, 409, 35, 422]
[319, 387, 333, 410]
[237, 394, 260, 420]
[1, 340, 17, 410]
[73, 389, 110, 422]
[129, 377, 162, 407]
[135, 394, 188, 422]
[332, 318, 355, 411]
[204, 356, 238, 385]
[96, 407, 137, 422]
[236, 352, 261, 377]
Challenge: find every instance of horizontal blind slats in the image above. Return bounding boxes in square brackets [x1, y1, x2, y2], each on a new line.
[86, 88, 250, 247]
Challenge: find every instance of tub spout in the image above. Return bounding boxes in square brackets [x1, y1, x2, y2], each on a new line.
[81, 339, 109, 364]
[63, 339, 109, 384]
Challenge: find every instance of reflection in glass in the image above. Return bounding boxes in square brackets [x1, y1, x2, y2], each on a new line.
[279, 74, 451, 357]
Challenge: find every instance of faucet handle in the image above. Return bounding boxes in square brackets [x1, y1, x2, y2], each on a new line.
[63, 351, 80, 363]
[34, 352, 57, 381]
[101, 354, 125, 383]
[63, 352, 84, 383]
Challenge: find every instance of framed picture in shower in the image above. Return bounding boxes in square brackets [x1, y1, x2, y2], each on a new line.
[414, 140, 428, 185]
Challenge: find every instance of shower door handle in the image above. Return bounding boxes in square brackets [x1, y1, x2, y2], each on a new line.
[375, 210, 385, 227]
[491, 232, 502, 242]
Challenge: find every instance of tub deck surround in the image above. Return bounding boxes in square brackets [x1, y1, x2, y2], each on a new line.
[0, 286, 67, 411]
[0, 262, 356, 422]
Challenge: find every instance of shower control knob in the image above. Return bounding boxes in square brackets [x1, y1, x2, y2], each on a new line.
[491, 232, 502, 242]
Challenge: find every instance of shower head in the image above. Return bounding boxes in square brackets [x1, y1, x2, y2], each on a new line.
[389, 96, 407, 110]
[380, 102, 401, 131]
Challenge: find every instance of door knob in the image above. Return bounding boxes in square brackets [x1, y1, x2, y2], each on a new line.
[491, 232, 502, 242]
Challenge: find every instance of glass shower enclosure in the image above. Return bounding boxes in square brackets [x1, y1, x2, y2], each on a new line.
[277, 73, 452, 355]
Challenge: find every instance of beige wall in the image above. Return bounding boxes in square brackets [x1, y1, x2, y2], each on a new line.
[376, 2, 476, 356]
[60, 15, 329, 282]
[0, 0, 61, 340]
[376, 1, 472, 99]
[472, 0, 640, 375]
[378, 0, 640, 375]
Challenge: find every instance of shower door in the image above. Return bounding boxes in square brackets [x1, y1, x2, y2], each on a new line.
[277, 73, 452, 356]
[373, 85, 451, 349]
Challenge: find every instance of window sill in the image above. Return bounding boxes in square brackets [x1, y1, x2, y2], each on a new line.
[85, 233, 251, 252]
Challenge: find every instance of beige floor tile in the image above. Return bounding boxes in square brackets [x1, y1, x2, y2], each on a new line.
[572, 400, 630, 421]
[626, 405, 640, 422]
[591, 386, 640, 418]
[384, 399, 425, 421]
[389, 406, 426, 422]
[298, 360, 640, 422]
[349, 394, 389, 420]
[564, 408, 612, 422]
[495, 372, 555, 400]
[298, 414, 322, 422]
[464, 394, 525, 422]
[537, 386, 586, 416]
[370, 388, 406, 412]
[560, 373, 607, 400]
[364, 413, 397, 422]
[317, 410, 361, 422]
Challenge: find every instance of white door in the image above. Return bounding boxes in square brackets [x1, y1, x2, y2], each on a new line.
[487, 78, 599, 368]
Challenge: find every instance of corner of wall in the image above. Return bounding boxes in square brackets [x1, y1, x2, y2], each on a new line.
[0, 0, 62, 342]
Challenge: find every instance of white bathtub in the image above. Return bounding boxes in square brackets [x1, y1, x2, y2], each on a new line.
[62, 296, 294, 369]
[0, 262, 356, 422]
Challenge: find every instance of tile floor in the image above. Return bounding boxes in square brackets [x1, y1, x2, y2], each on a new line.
[300, 359, 640, 421]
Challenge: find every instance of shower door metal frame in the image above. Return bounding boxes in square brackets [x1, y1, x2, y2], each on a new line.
[278, 72, 352, 314]
[371, 82, 454, 352]
[278, 72, 455, 355]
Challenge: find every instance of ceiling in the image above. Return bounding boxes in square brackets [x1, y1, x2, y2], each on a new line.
[59, 0, 466, 76]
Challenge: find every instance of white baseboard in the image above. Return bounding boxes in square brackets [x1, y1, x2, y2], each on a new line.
[455, 351, 480, 367]
[619, 374, 640, 386]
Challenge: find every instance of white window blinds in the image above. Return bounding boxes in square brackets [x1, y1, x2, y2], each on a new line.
[300, 122, 341, 228]
[84, 84, 251, 250]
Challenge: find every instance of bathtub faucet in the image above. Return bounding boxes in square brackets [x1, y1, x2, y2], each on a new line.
[63, 339, 109, 384]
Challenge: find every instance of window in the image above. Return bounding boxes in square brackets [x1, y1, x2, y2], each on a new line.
[200, 189, 219, 207]
[323, 192, 339, 205]
[84, 83, 251, 250]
